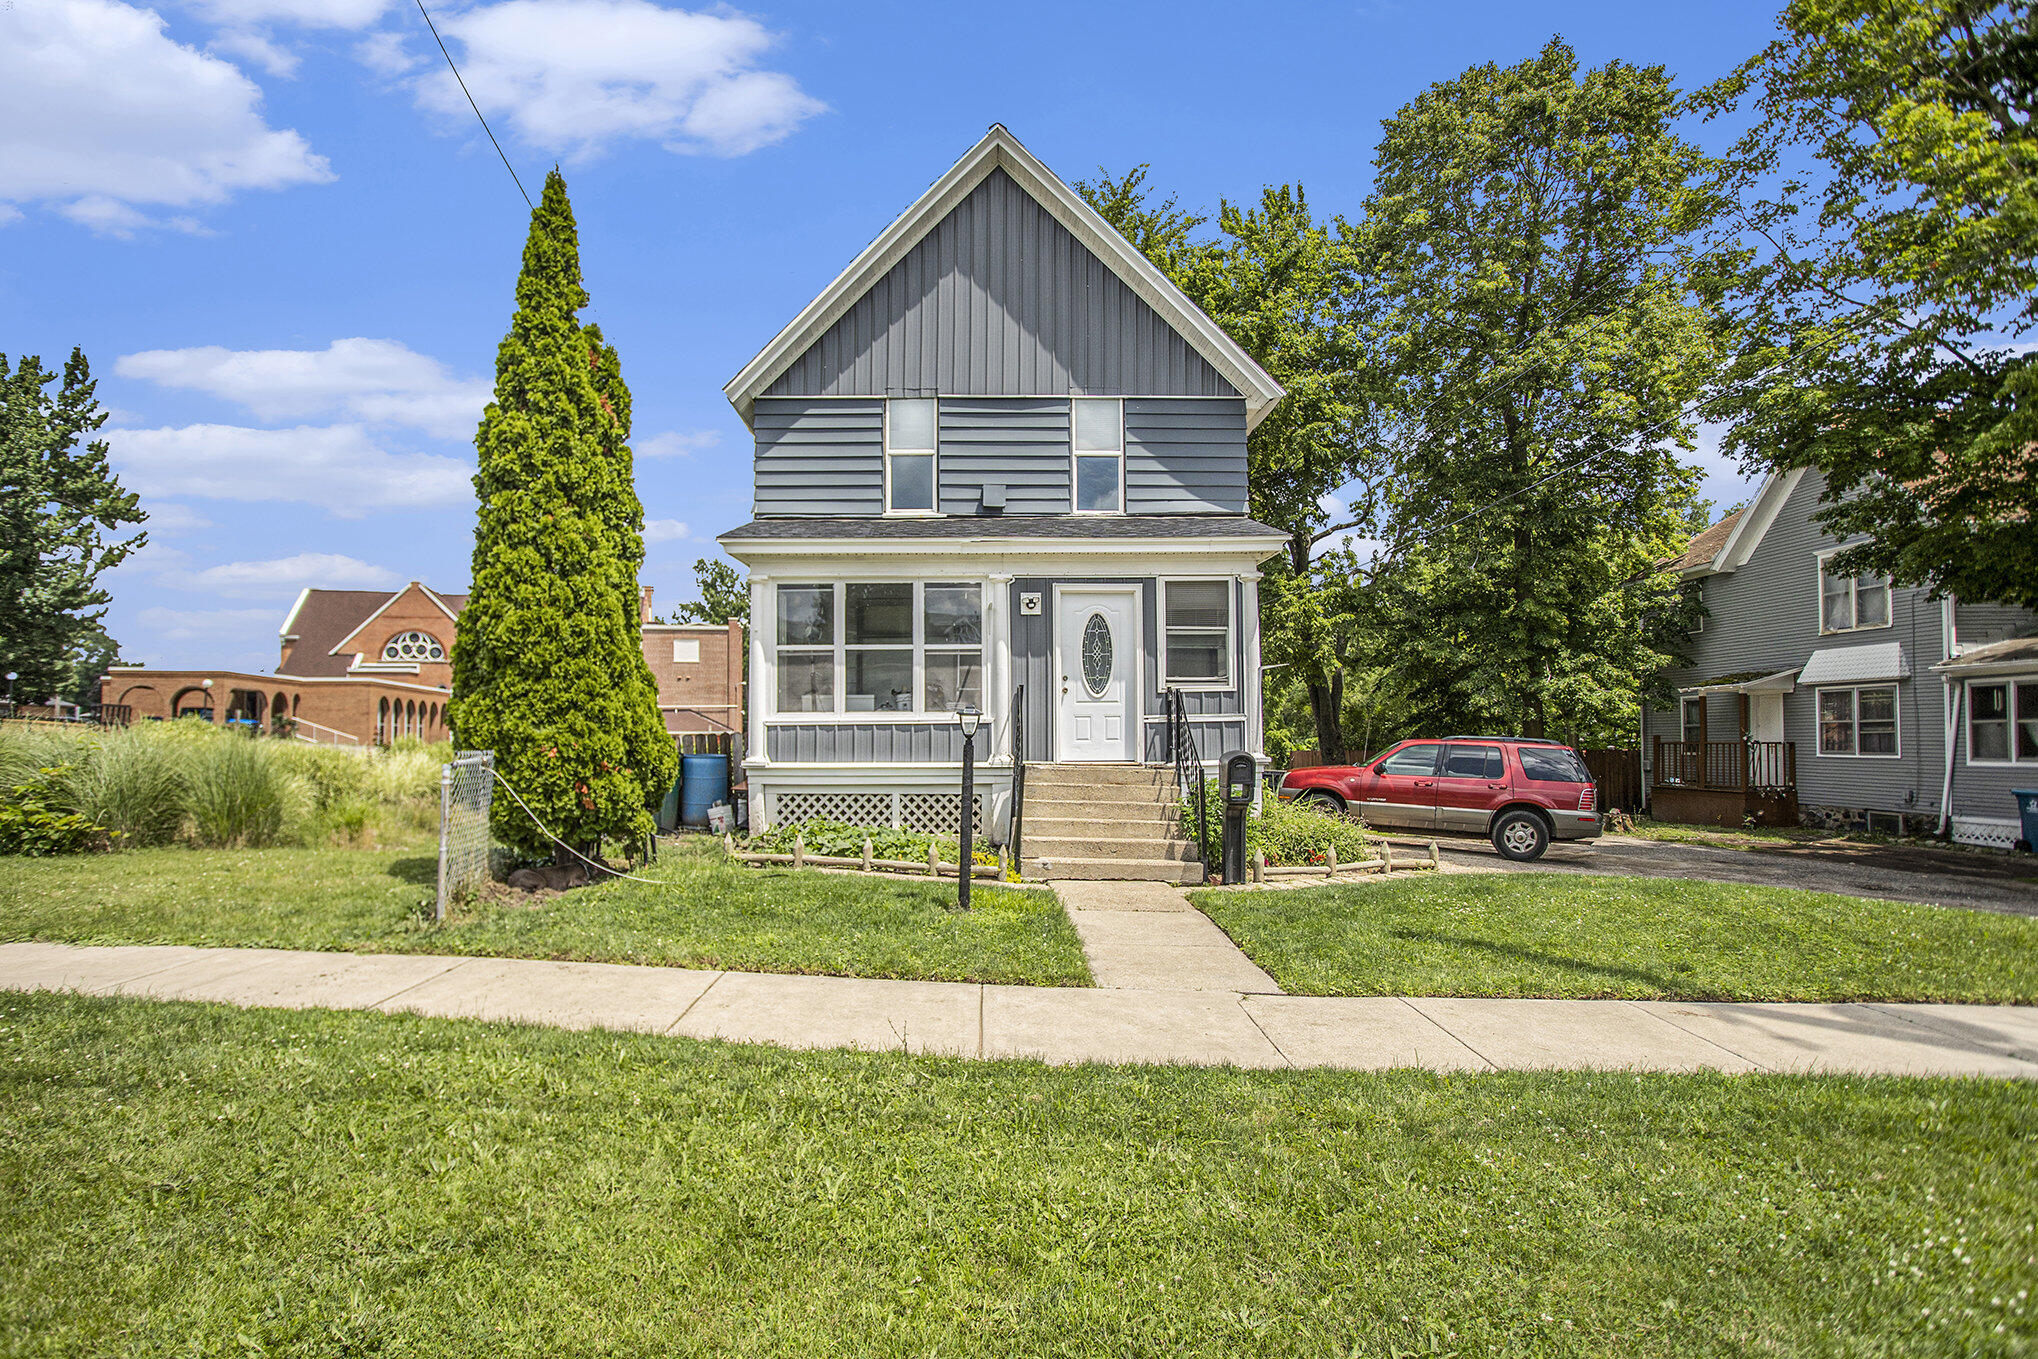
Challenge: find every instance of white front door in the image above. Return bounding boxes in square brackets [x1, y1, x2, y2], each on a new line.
[1054, 586, 1139, 761]
[1750, 692, 1785, 743]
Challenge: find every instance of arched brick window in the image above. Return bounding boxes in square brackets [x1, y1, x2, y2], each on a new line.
[382, 631, 445, 662]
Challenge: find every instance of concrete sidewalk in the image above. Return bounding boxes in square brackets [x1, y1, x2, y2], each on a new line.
[1053, 879, 1282, 993]
[4, 941, 2035, 1077]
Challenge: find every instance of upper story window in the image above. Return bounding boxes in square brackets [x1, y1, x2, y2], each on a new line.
[774, 581, 982, 717]
[885, 398, 937, 513]
[1819, 554, 1891, 633]
[1967, 679, 2038, 763]
[1162, 579, 1231, 686]
[382, 630, 444, 662]
[1071, 397, 1124, 514]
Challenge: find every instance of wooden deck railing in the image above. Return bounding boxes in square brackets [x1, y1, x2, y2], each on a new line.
[1652, 738, 1796, 793]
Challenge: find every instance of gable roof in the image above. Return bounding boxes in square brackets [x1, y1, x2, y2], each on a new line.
[276, 590, 405, 678]
[328, 581, 462, 656]
[723, 124, 1285, 431]
[1670, 468, 1809, 578]
[1669, 507, 1745, 574]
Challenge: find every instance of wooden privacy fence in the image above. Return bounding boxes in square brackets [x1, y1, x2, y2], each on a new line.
[1578, 747, 1642, 812]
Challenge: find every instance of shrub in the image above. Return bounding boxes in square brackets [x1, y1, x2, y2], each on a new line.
[0, 767, 106, 856]
[57, 727, 187, 847]
[185, 737, 295, 848]
[747, 818, 999, 867]
[1181, 784, 1373, 874]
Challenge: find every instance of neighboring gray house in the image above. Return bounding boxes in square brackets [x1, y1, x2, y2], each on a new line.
[717, 126, 1287, 859]
[1645, 466, 2037, 848]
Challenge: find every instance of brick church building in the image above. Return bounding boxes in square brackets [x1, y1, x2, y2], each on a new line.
[101, 582, 744, 747]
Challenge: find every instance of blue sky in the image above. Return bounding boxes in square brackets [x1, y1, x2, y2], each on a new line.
[4, 0, 1779, 673]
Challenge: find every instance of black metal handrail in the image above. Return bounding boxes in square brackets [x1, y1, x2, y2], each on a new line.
[1163, 687, 1208, 883]
[1008, 684, 1026, 864]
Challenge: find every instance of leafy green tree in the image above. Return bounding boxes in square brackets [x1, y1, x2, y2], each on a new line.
[0, 349, 144, 704]
[670, 558, 748, 625]
[1348, 39, 1732, 743]
[1701, 0, 2038, 609]
[449, 170, 672, 860]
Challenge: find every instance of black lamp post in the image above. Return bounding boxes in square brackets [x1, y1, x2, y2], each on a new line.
[955, 703, 981, 909]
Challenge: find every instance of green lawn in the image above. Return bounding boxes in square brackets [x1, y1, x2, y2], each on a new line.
[1193, 873, 2038, 1002]
[0, 838, 1088, 986]
[3, 993, 2032, 1356]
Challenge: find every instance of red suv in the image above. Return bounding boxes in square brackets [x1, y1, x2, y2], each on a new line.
[1276, 737, 1599, 862]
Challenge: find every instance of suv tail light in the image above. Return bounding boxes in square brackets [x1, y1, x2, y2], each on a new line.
[1580, 784, 1596, 811]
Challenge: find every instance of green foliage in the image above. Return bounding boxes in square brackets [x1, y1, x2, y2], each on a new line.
[747, 818, 999, 867]
[1700, 0, 2038, 609]
[1182, 786, 1373, 873]
[669, 558, 748, 625]
[0, 349, 144, 702]
[449, 170, 674, 857]
[55, 727, 186, 847]
[0, 767, 105, 856]
[183, 738, 295, 849]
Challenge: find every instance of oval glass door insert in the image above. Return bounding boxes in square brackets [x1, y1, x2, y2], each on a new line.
[1080, 613, 1113, 697]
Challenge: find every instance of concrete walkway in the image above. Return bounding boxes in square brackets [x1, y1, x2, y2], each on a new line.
[1053, 879, 1281, 993]
[5, 941, 2035, 1077]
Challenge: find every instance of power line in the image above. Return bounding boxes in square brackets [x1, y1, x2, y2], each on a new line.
[413, 0, 531, 210]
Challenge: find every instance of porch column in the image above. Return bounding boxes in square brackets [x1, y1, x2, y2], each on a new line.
[1242, 571, 1263, 758]
[987, 573, 1014, 764]
[746, 573, 772, 830]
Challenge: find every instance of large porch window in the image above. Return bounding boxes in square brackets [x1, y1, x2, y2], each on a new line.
[1161, 579, 1232, 686]
[775, 581, 982, 717]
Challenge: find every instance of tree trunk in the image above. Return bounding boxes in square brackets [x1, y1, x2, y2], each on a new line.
[1308, 669, 1346, 764]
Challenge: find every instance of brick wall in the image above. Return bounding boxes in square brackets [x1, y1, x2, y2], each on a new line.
[640, 620, 745, 735]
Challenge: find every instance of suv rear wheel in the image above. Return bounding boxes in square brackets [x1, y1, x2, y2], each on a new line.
[1491, 809, 1550, 862]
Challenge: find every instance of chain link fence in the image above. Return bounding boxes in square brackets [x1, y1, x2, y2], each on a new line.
[436, 750, 494, 920]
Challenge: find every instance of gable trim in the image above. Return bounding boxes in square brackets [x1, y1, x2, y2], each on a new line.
[723, 125, 1284, 432]
[1709, 467, 1808, 575]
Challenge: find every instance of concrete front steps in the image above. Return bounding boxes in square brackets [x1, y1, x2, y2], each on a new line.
[1019, 764, 1204, 884]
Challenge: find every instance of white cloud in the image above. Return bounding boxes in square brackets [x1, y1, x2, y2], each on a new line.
[116, 338, 491, 439]
[164, 552, 404, 597]
[109, 423, 473, 515]
[415, 0, 824, 158]
[638, 428, 719, 458]
[642, 518, 689, 543]
[354, 30, 420, 75]
[1315, 492, 1344, 519]
[188, 0, 394, 27]
[208, 28, 301, 78]
[134, 604, 280, 641]
[141, 502, 217, 534]
[0, 0, 332, 232]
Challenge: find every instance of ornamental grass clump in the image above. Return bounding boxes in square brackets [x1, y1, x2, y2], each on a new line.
[58, 726, 186, 847]
[183, 737, 296, 849]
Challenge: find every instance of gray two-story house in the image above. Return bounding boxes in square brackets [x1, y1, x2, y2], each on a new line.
[1646, 466, 2037, 848]
[717, 126, 1287, 855]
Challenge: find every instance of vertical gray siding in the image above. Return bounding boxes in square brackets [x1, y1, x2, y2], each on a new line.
[1125, 398, 1248, 514]
[767, 168, 1238, 401]
[937, 397, 1070, 514]
[753, 398, 883, 517]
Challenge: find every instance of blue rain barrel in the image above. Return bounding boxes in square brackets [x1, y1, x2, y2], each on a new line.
[656, 777, 683, 833]
[680, 753, 730, 828]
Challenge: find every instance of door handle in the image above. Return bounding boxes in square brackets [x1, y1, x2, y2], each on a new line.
[1414, 780, 1434, 788]
[1487, 782, 1507, 789]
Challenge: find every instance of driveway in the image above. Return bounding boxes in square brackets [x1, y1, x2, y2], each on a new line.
[1386, 834, 2038, 917]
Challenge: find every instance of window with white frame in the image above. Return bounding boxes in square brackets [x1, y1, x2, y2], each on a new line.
[1817, 684, 1898, 756]
[1071, 397, 1123, 514]
[1681, 696, 1703, 745]
[1162, 580, 1231, 686]
[1967, 678, 2038, 763]
[381, 630, 444, 662]
[773, 582, 982, 716]
[885, 398, 937, 513]
[1818, 556, 1891, 633]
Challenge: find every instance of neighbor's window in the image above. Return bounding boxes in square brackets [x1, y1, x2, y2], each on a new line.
[1681, 696, 1703, 745]
[1162, 580, 1231, 686]
[1967, 679, 2038, 763]
[1071, 397, 1123, 513]
[886, 398, 937, 513]
[381, 630, 444, 662]
[1819, 557, 1892, 633]
[775, 585, 834, 713]
[922, 584, 983, 712]
[1817, 684, 1898, 757]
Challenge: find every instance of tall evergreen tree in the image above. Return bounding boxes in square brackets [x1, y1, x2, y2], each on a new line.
[449, 170, 673, 859]
[0, 349, 144, 703]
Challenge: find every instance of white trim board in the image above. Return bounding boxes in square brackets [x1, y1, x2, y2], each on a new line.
[721, 125, 1286, 431]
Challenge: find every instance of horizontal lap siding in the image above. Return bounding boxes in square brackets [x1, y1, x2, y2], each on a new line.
[938, 398, 1069, 515]
[766, 724, 966, 762]
[1125, 398, 1248, 514]
[766, 169, 1237, 401]
[753, 399, 883, 517]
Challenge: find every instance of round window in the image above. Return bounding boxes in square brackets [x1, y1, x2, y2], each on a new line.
[1080, 613, 1113, 697]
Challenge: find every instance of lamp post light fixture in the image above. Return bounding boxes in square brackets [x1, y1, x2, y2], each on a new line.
[3, 671, 14, 719]
[954, 703, 982, 910]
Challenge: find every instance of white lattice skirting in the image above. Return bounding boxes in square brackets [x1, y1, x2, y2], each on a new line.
[774, 790, 983, 835]
[1951, 817, 2023, 850]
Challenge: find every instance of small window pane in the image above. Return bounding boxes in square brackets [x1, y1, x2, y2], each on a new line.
[923, 585, 981, 645]
[1821, 573, 1852, 631]
[776, 652, 834, 712]
[845, 583, 912, 645]
[923, 652, 983, 712]
[889, 398, 936, 450]
[1819, 689, 1856, 754]
[1682, 698, 1703, 745]
[1075, 455, 1120, 512]
[1856, 578, 1890, 627]
[1857, 687, 1897, 755]
[1378, 743, 1441, 777]
[776, 585, 832, 647]
[890, 453, 935, 511]
[2019, 682, 2038, 760]
[845, 649, 914, 712]
[1442, 746, 1503, 779]
[1165, 638, 1226, 683]
[1167, 581, 1230, 630]
[1072, 397, 1121, 452]
[1970, 683, 2010, 760]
